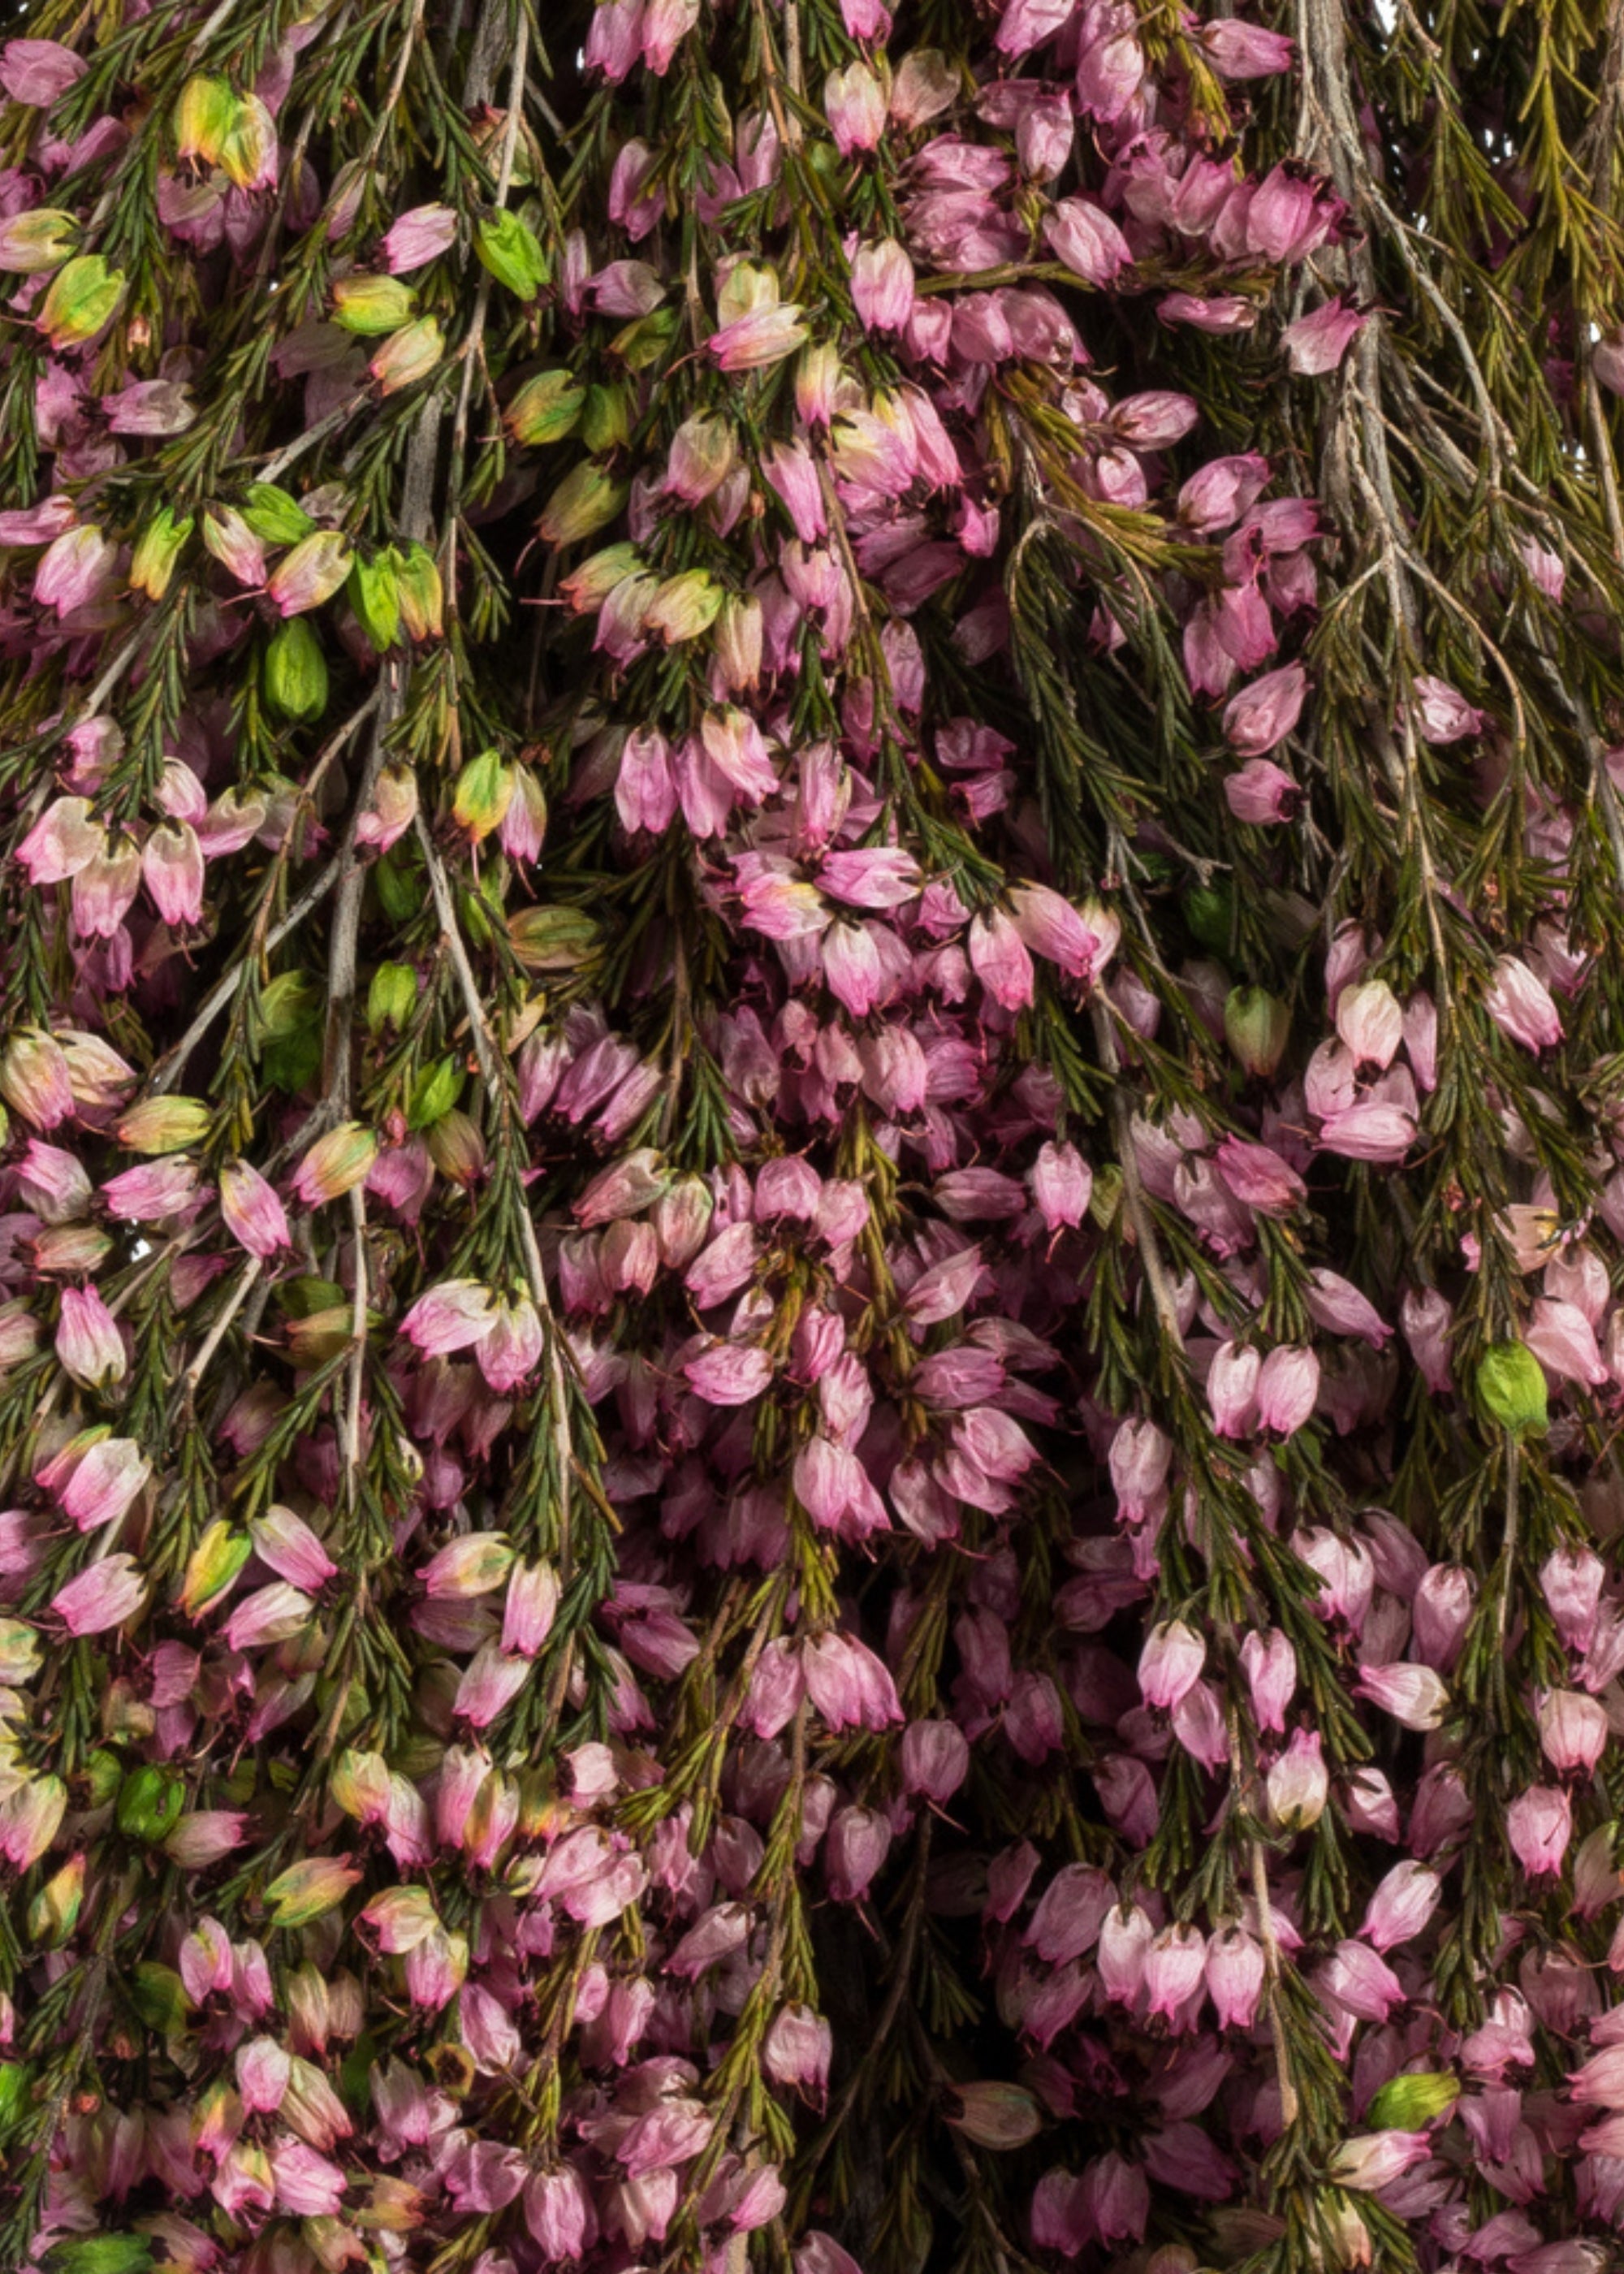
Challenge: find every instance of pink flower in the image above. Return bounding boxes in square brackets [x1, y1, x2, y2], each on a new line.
[1197, 18, 1295, 76]
[1359, 1859, 1442, 1952]
[1207, 1341, 1260, 1437]
[0, 37, 87, 103]
[1043, 197, 1132, 286]
[1138, 1619, 1204, 1710]
[55, 1286, 126, 1389]
[1484, 956, 1562, 1053]
[1507, 1785, 1571, 1877]
[1282, 297, 1366, 374]
[402, 1279, 496, 1356]
[51, 1552, 147, 1635]
[823, 63, 885, 153]
[218, 1160, 292, 1257]
[850, 239, 915, 332]
[381, 203, 458, 272]
[683, 1340, 773, 1405]
[1410, 673, 1484, 742]
[1222, 663, 1307, 754]
[1255, 1344, 1319, 1435]
[1224, 758, 1299, 821]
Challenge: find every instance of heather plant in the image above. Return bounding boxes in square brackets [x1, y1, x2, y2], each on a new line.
[2, 2, 1624, 2273]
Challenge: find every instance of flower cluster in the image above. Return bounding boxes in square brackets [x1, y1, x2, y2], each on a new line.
[0, 2, 1622, 2273]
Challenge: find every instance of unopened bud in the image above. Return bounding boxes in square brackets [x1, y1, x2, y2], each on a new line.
[129, 507, 193, 600]
[369, 313, 443, 395]
[453, 749, 514, 841]
[0, 207, 78, 274]
[178, 1519, 253, 1615]
[474, 209, 549, 299]
[330, 274, 417, 335]
[37, 254, 126, 348]
[396, 543, 443, 639]
[269, 530, 354, 616]
[263, 617, 329, 722]
[117, 1096, 210, 1153]
[1224, 985, 1291, 1077]
[508, 905, 601, 971]
[1476, 1341, 1548, 1437]
[505, 368, 585, 446]
[349, 551, 402, 651]
[537, 462, 629, 548]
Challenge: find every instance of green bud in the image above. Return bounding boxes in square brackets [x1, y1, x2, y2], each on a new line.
[129, 1962, 190, 2034]
[474, 209, 549, 300]
[396, 543, 444, 640]
[374, 845, 424, 922]
[28, 1852, 84, 1946]
[611, 303, 680, 371]
[264, 1854, 361, 1928]
[407, 1056, 463, 1131]
[257, 969, 322, 1038]
[1476, 1341, 1548, 1436]
[452, 747, 514, 841]
[947, 2082, 1043, 2150]
[350, 551, 402, 652]
[114, 1766, 186, 1846]
[41, 2238, 153, 2274]
[0, 207, 78, 275]
[367, 962, 419, 1034]
[116, 1096, 210, 1153]
[645, 568, 725, 645]
[1365, 2072, 1459, 2131]
[37, 255, 126, 350]
[263, 617, 330, 723]
[242, 482, 316, 545]
[508, 905, 603, 972]
[559, 542, 643, 611]
[425, 1108, 486, 1187]
[580, 383, 631, 455]
[0, 2058, 32, 2132]
[0, 1617, 41, 1684]
[369, 313, 445, 395]
[174, 74, 239, 166]
[128, 507, 193, 601]
[1224, 986, 1291, 1079]
[1185, 884, 1234, 954]
[178, 1519, 253, 1616]
[84, 1750, 123, 1809]
[330, 274, 417, 335]
[537, 462, 629, 547]
[505, 368, 585, 447]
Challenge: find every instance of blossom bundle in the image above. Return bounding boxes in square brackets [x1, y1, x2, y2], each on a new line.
[0, 3, 1622, 2274]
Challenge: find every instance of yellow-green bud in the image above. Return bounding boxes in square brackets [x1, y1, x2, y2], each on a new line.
[0, 207, 78, 275]
[242, 482, 316, 545]
[114, 1766, 186, 1845]
[367, 963, 418, 1035]
[505, 369, 585, 447]
[268, 530, 354, 616]
[37, 255, 126, 349]
[370, 313, 444, 395]
[330, 274, 417, 335]
[396, 543, 444, 641]
[263, 618, 329, 723]
[129, 507, 194, 601]
[174, 74, 239, 166]
[407, 1056, 463, 1131]
[178, 1520, 253, 1616]
[1224, 985, 1291, 1078]
[28, 1853, 84, 1947]
[1476, 1341, 1548, 1437]
[349, 551, 402, 652]
[263, 1855, 362, 1928]
[537, 462, 629, 547]
[508, 905, 602, 971]
[475, 210, 549, 300]
[425, 1108, 485, 1187]
[116, 1096, 210, 1153]
[452, 748, 514, 841]
[645, 568, 724, 645]
[1366, 2073, 1459, 2131]
[580, 383, 632, 455]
